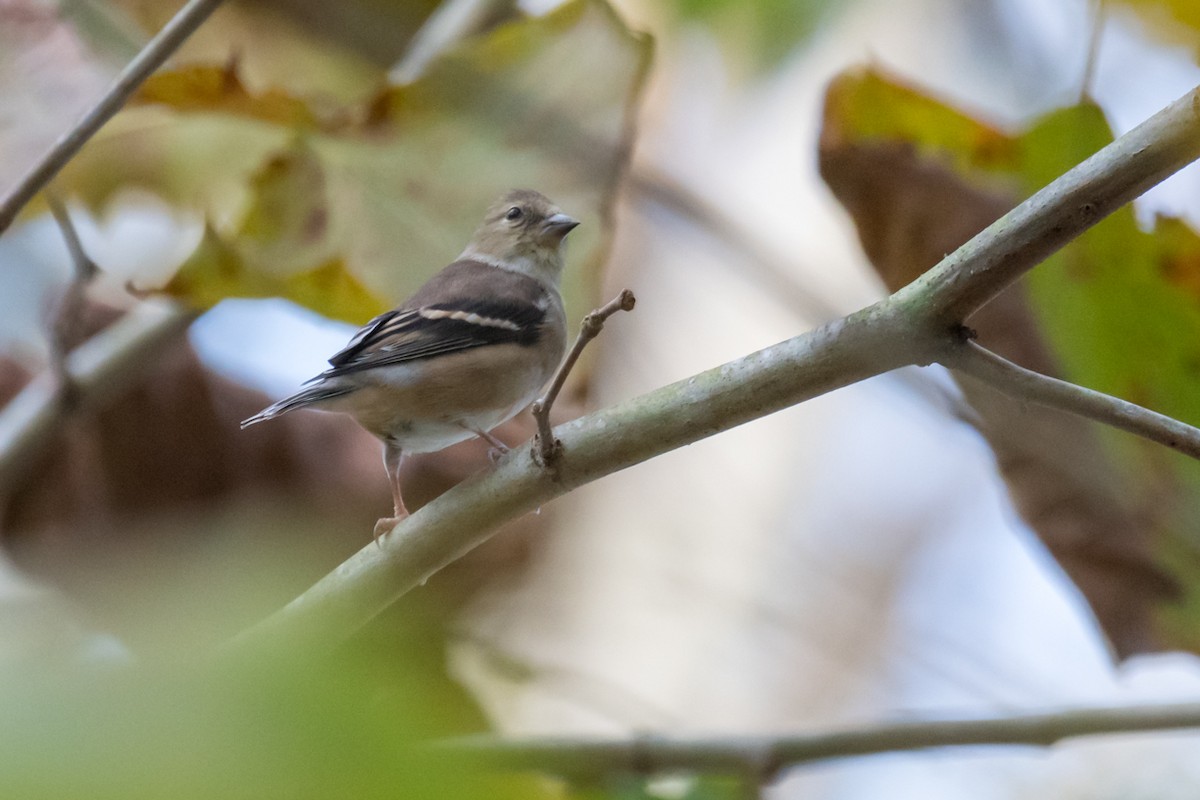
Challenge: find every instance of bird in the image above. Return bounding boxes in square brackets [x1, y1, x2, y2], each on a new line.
[241, 189, 577, 542]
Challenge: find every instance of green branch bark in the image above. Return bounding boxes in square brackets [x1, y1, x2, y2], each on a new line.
[437, 702, 1200, 781]
[232, 82, 1200, 657]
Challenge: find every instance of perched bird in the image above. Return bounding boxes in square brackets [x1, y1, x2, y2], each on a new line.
[241, 189, 576, 541]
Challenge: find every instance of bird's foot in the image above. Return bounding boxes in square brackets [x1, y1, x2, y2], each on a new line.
[373, 513, 408, 548]
[487, 442, 510, 464]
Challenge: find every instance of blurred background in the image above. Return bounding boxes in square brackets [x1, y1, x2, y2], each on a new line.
[4, 0, 1200, 797]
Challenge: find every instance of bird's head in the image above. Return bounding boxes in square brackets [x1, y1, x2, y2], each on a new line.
[460, 189, 579, 284]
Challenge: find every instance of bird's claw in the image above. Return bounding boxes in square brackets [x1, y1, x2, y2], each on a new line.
[373, 514, 407, 547]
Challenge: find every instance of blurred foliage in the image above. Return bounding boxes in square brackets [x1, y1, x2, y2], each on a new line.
[1114, 0, 1200, 49]
[0, 615, 546, 799]
[820, 71, 1020, 180]
[105, 0, 435, 99]
[1, 0, 650, 794]
[822, 67, 1200, 651]
[0, 3, 119, 195]
[57, 0, 146, 62]
[663, 0, 839, 72]
[55, 0, 650, 325]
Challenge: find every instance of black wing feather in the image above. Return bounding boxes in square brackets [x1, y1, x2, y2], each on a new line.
[323, 297, 547, 378]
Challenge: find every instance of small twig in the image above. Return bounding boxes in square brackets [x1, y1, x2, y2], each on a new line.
[45, 195, 100, 399]
[944, 339, 1200, 461]
[434, 701, 1200, 782]
[531, 289, 636, 465]
[0, 0, 226, 234]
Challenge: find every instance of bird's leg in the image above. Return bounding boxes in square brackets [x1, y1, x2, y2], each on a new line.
[464, 425, 510, 464]
[374, 440, 409, 546]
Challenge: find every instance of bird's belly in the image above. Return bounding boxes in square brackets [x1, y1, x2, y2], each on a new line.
[328, 344, 554, 453]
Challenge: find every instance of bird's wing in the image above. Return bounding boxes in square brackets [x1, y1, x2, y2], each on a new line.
[323, 296, 548, 377]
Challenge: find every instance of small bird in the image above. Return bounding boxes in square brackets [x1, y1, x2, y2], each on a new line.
[241, 189, 576, 541]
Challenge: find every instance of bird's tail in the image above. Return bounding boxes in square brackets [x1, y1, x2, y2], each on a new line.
[240, 384, 352, 429]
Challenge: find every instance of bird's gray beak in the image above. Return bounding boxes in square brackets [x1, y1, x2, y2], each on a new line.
[541, 212, 580, 240]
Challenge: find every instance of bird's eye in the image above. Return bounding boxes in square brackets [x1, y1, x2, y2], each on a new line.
[505, 206, 523, 221]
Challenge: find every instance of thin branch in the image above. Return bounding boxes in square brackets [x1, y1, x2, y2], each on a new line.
[531, 289, 636, 465]
[435, 702, 1200, 782]
[906, 83, 1200, 327]
[391, 0, 515, 84]
[45, 195, 100, 392]
[944, 339, 1200, 461]
[0, 0, 226, 234]
[228, 82, 1200, 658]
[0, 301, 192, 493]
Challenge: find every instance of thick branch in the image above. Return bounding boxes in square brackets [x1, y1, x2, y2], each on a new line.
[0, 301, 191, 493]
[231, 301, 919, 654]
[532, 289, 636, 464]
[437, 702, 1200, 782]
[231, 82, 1200, 656]
[906, 85, 1200, 325]
[0, 0, 226, 234]
[946, 340, 1200, 461]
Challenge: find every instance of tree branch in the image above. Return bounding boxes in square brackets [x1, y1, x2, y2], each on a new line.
[435, 702, 1200, 782]
[906, 84, 1200, 327]
[531, 289, 636, 465]
[0, 301, 192, 493]
[230, 301, 919, 655]
[230, 82, 1200, 657]
[45, 195, 100, 392]
[0, 0, 227, 234]
[391, 0, 516, 84]
[945, 340, 1200, 461]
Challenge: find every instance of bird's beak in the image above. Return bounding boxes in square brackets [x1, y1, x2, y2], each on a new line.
[541, 212, 580, 240]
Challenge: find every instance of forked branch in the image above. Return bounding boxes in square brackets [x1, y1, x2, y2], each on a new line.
[945, 339, 1200, 461]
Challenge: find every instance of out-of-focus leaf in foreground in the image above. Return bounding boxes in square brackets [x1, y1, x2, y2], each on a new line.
[0, 634, 542, 799]
[0, 305, 562, 797]
[57, 0, 652, 324]
[820, 67, 1200, 655]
